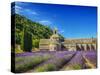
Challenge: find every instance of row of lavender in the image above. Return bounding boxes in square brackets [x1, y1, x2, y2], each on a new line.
[15, 51, 97, 73]
[60, 51, 97, 70]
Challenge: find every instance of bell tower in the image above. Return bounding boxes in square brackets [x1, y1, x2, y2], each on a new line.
[49, 28, 61, 51]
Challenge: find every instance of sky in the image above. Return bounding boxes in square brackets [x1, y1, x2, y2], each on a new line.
[11, 2, 97, 38]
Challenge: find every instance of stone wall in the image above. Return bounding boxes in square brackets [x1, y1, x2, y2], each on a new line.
[63, 38, 97, 51]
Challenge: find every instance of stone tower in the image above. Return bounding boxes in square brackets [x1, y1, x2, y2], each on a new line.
[49, 28, 61, 51]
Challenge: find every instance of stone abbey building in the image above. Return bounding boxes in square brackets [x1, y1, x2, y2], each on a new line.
[39, 29, 97, 51]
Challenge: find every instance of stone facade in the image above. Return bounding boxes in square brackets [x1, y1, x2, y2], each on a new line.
[39, 29, 97, 51]
[63, 38, 97, 51]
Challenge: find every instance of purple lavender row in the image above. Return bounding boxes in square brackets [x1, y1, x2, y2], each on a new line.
[15, 51, 76, 57]
[15, 54, 51, 73]
[15, 51, 76, 63]
[60, 51, 85, 70]
[28, 51, 76, 72]
[82, 51, 97, 68]
[15, 51, 56, 63]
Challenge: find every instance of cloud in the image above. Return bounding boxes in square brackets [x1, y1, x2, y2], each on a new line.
[25, 9, 38, 15]
[12, 5, 38, 15]
[31, 11, 38, 15]
[15, 5, 22, 10]
[60, 30, 64, 33]
[59, 30, 65, 33]
[12, 5, 23, 14]
[11, 5, 23, 14]
[39, 20, 52, 25]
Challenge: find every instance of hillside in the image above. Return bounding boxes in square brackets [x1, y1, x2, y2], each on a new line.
[11, 14, 64, 51]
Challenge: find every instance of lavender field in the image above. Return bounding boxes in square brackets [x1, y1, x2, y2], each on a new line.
[15, 51, 97, 73]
